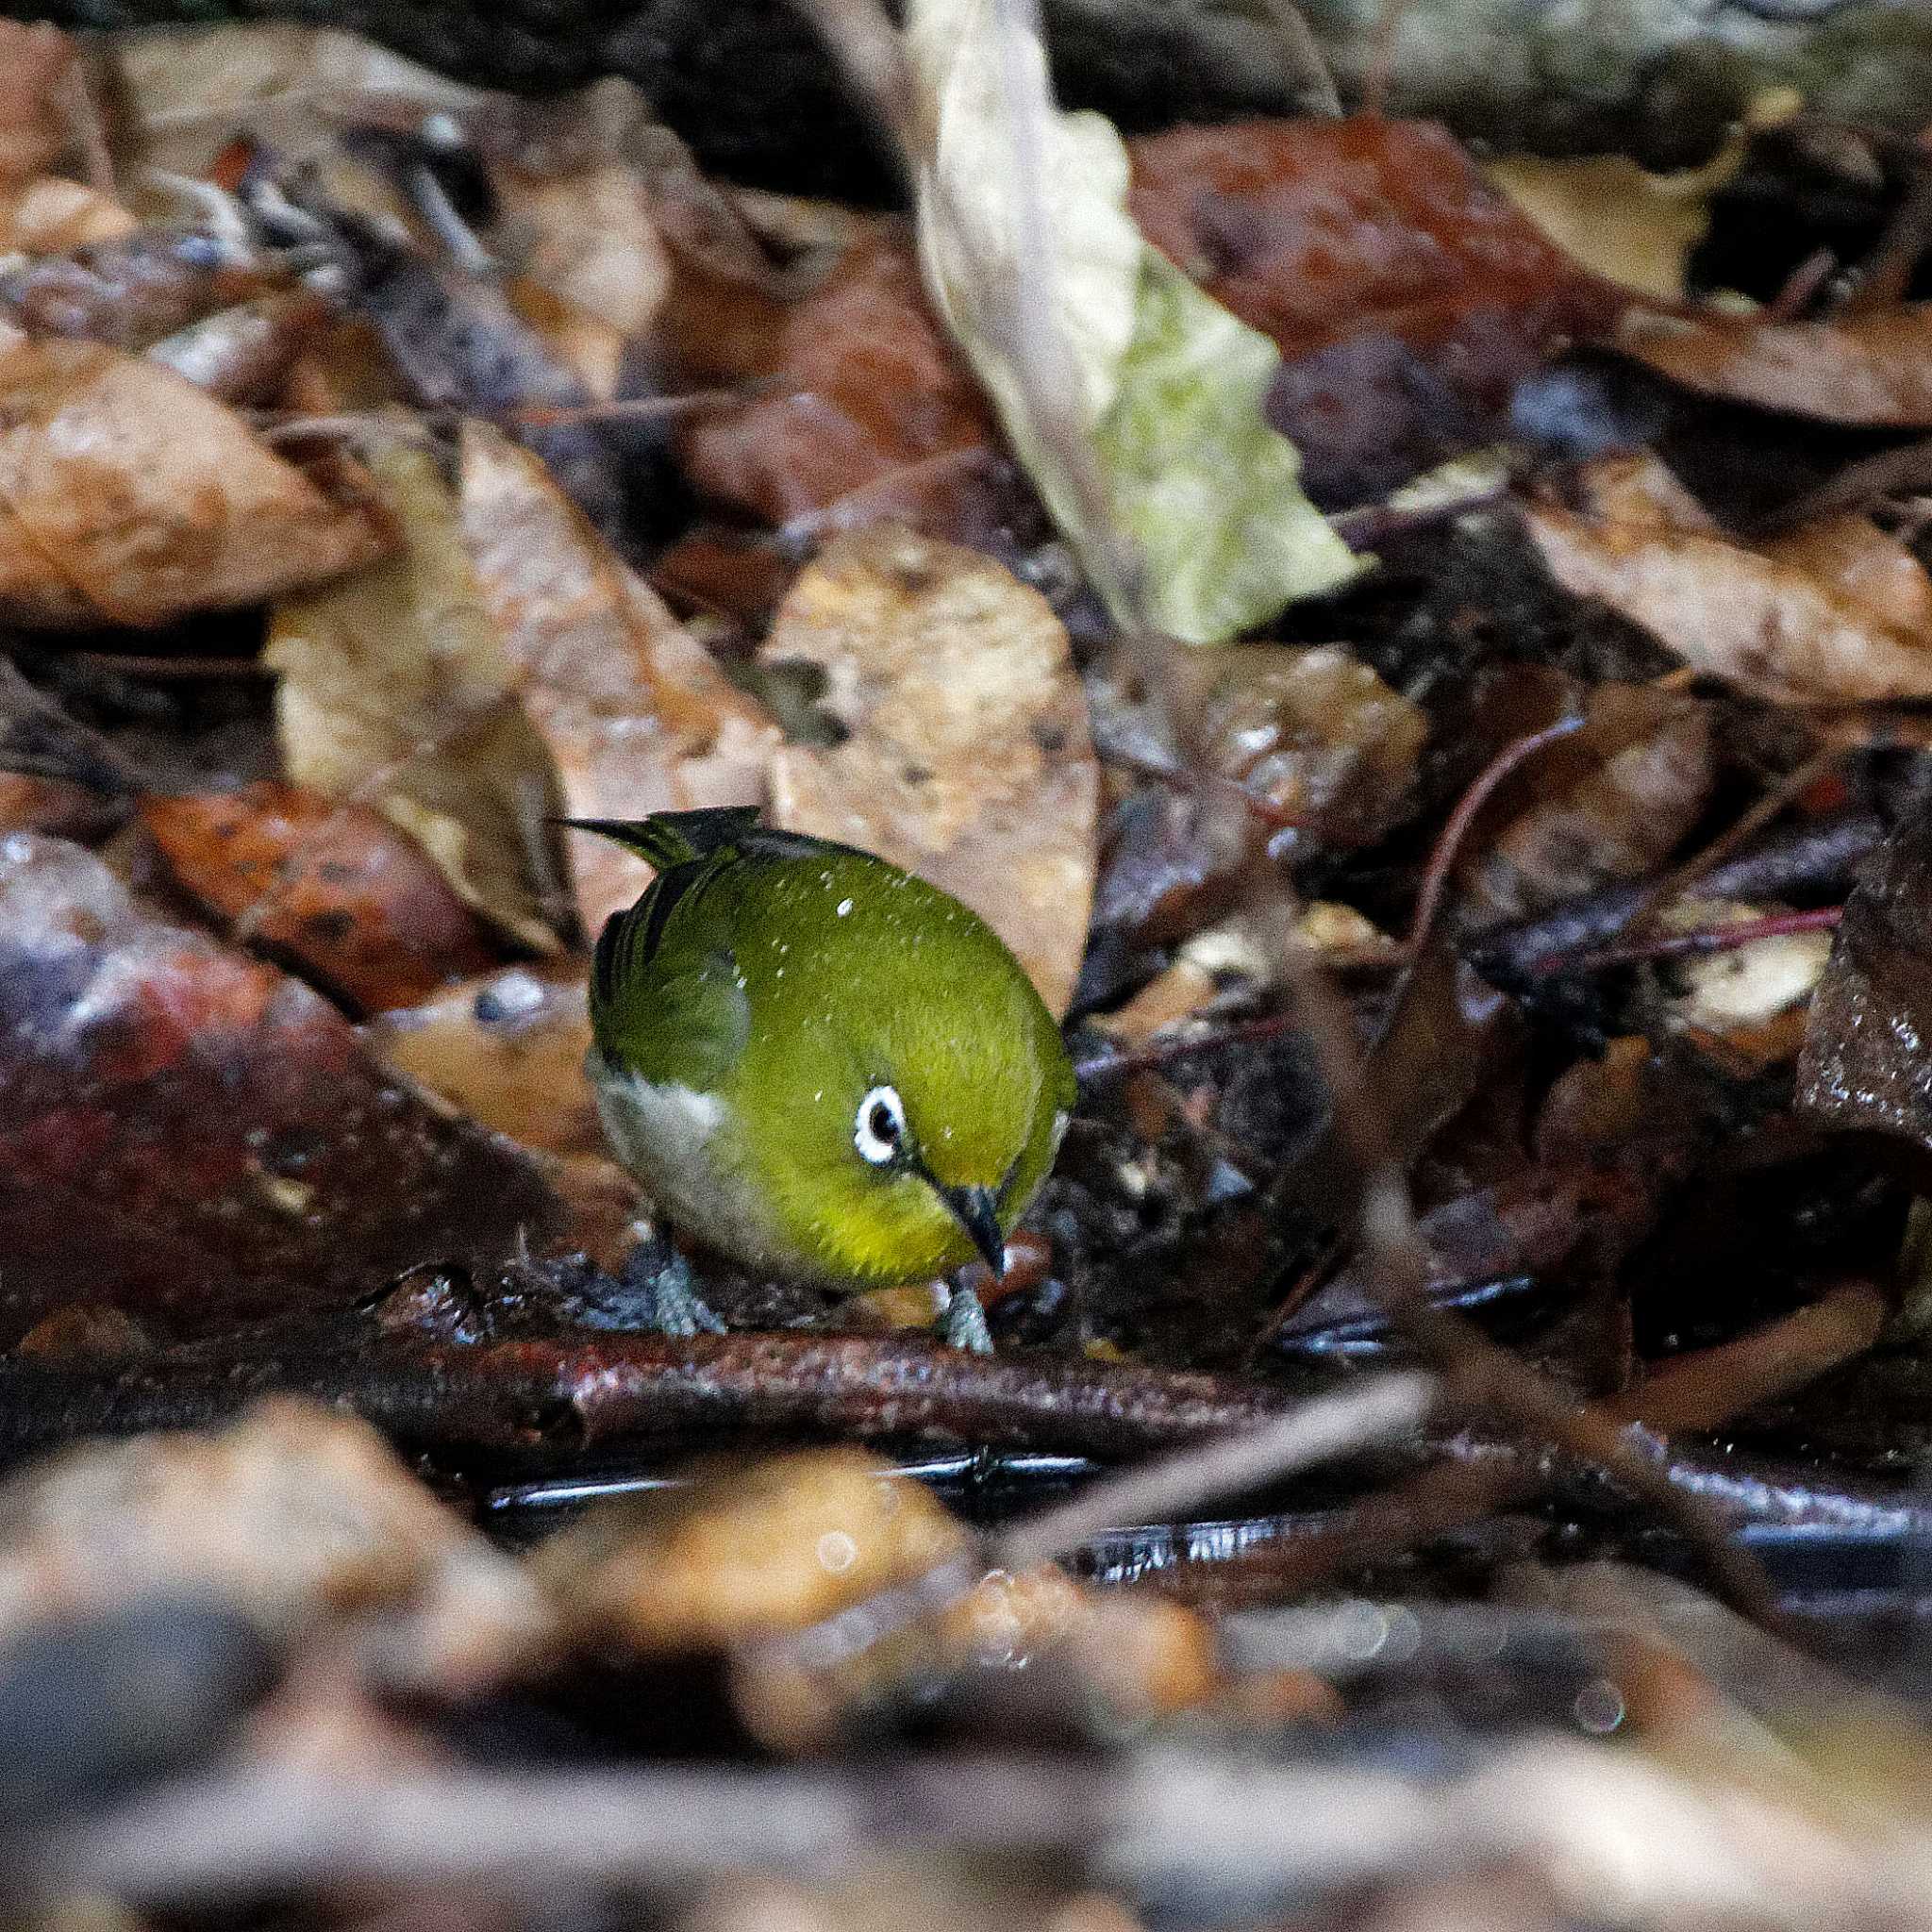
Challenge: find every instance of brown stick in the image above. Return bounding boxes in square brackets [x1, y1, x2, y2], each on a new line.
[0, 1332, 1323, 1467]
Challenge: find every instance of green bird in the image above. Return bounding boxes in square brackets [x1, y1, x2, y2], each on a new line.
[572, 808, 1076, 1347]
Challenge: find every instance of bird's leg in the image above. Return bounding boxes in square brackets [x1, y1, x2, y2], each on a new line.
[581, 1222, 727, 1338]
[931, 1277, 993, 1354]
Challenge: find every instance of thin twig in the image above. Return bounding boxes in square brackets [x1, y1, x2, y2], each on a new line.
[1404, 716, 1584, 961]
[1531, 904, 1842, 977]
[997, 1371, 1434, 1571]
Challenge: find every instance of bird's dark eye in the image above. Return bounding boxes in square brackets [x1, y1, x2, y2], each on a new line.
[854, 1084, 908, 1166]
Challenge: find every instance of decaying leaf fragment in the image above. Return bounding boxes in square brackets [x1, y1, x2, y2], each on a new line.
[0, 330, 391, 627]
[0, 833, 563, 1346]
[269, 441, 563, 951]
[364, 964, 603, 1159]
[1526, 453, 1932, 706]
[1462, 682, 1714, 925]
[905, 0, 1358, 642]
[757, 525, 1098, 1016]
[456, 423, 779, 935]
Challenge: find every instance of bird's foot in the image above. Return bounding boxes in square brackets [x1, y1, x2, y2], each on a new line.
[932, 1279, 993, 1355]
[580, 1224, 727, 1338]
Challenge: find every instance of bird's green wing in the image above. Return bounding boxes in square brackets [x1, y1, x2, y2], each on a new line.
[589, 842, 752, 1092]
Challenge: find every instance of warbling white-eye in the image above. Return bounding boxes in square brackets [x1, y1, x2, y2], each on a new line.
[572, 808, 1076, 1347]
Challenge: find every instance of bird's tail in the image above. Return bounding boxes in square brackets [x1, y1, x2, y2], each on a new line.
[558, 808, 763, 870]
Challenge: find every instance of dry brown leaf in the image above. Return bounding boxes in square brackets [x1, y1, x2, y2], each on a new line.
[0, 176, 135, 253]
[1526, 454, 1932, 706]
[495, 161, 671, 345]
[363, 963, 602, 1158]
[105, 23, 486, 186]
[0, 1399, 551, 1696]
[268, 439, 562, 951]
[457, 422, 780, 934]
[0, 329, 391, 626]
[756, 525, 1098, 1016]
[1617, 307, 1932, 427]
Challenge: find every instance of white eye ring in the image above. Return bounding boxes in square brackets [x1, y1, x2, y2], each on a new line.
[854, 1085, 908, 1166]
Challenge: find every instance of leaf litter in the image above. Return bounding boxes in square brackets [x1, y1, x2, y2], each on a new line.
[13, 8, 1932, 1928]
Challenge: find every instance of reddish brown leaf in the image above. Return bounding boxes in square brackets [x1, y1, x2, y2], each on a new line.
[140, 782, 501, 1013]
[0, 833, 563, 1347]
[676, 231, 997, 528]
[1127, 119, 1624, 502]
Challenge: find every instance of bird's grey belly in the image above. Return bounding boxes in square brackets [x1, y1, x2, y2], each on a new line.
[590, 1052, 797, 1274]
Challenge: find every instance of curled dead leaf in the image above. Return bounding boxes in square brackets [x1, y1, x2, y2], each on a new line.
[756, 525, 1098, 1016]
[269, 440, 563, 952]
[456, 422, 779, 934]
[0, 330, 391, 626]
[1526, 454, 1932, 706]
[1617, 307, 1932, 427]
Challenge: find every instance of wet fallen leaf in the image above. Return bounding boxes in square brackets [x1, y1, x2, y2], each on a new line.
[0, 833, 564, 1346]
[1799, 806, 1932, 1154]
[140, 781, 500, 1013]
[363, 963, 602, 1158]
[1526, 453, 1932, 706]
[907, 0, 1359, 640]
[1198, 644, 1428, 857]
[1617, 307, 1932, 427]
[0, 1398, 551, 1696]
[269, 439, 563, 951]
[0, 329, 391, 627]
[1128, 119, 1623, 505]
[756, 525, 1098, 1015]
[456, 421, 779, 934]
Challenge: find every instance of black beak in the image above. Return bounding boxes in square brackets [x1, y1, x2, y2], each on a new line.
[941, 1184, 1006, 1275]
